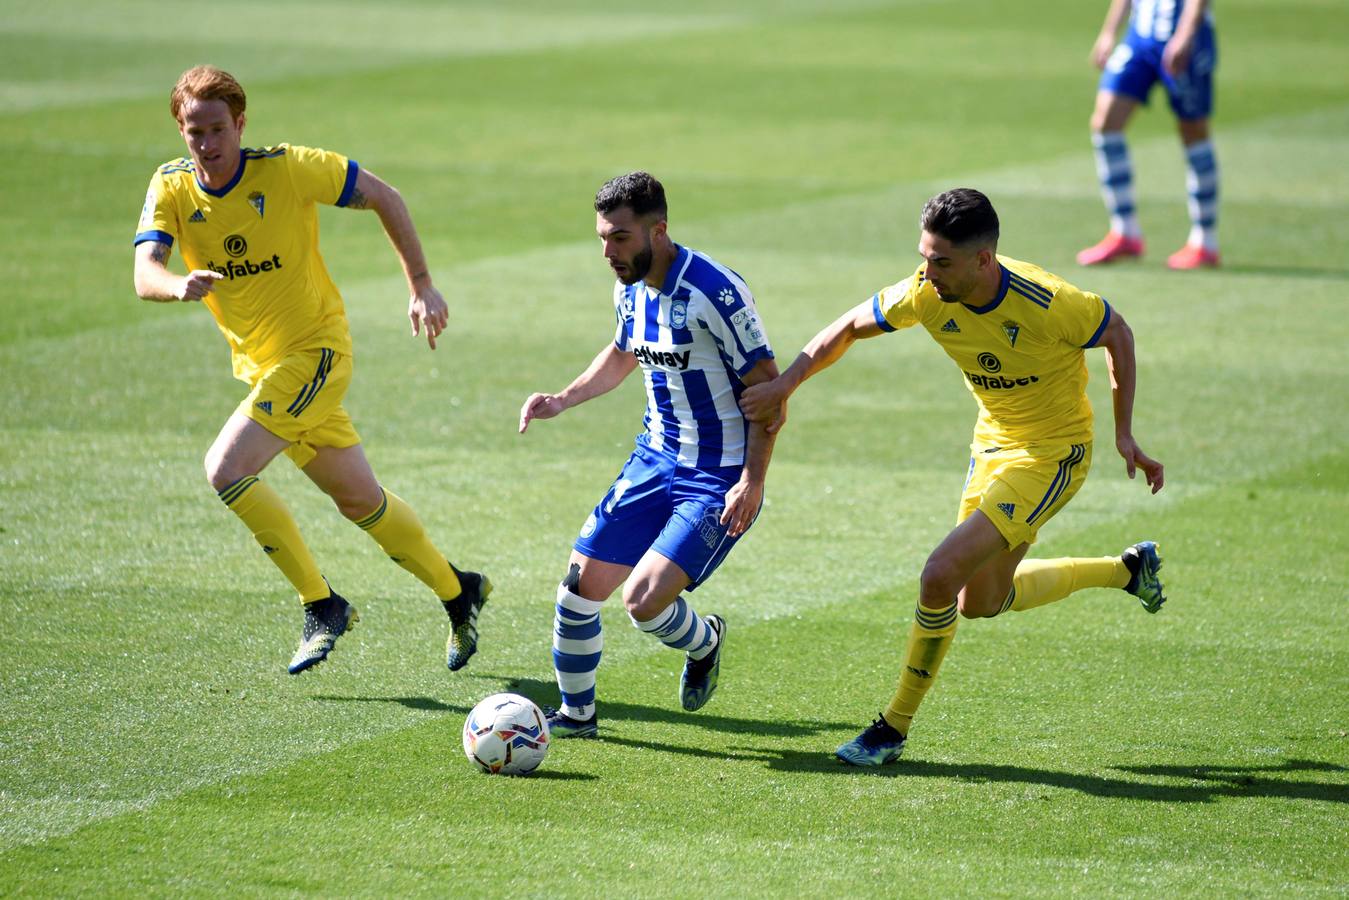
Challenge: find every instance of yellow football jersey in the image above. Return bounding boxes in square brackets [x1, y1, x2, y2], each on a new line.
[873, 257, 1111, 448]
[135, 144, 357, 384]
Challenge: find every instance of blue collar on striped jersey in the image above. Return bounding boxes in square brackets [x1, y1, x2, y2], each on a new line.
[656, 244, 691, 297]
[961, 263, 1011, 315]
[195, 152, 247, 198]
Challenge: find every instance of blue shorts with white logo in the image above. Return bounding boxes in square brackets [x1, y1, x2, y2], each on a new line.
[1100, 25, 1217, 120]
[573, 436, 756, 590]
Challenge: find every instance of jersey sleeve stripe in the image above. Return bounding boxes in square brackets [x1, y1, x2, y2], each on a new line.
[871, 294, 897, 332]
[1082, 299, 1113, 348]
[733, 346, 774, 377]
[335, 160, 360, 208]
[134, 229, 175, 248]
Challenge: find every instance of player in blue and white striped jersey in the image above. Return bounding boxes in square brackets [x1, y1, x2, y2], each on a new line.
[519, 172, 782, 738]
[1078, 0, 1221, 270]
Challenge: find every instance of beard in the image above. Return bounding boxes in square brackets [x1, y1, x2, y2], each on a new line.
[614, 241, 654, 285]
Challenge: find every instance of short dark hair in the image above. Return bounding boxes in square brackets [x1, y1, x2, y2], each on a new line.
[595, 171, 667, 220]
[920, 188, 999, 248]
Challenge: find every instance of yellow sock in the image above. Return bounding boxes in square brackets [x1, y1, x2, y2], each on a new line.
[882, 601, 959, 736]
[1004, 556, 1130, 613]
[354, 488, 461, 599]
[218, 476, 328, 603]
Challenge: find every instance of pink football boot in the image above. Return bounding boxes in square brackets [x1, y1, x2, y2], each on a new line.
[1166, 244, 1220, 270]
[1077, 232, 1145, 266]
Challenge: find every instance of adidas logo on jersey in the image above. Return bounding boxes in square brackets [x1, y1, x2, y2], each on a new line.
[255, 400, 273, 415]
[189, 209, 206, 223]
[997, 502, 1016, 521]
[941, 318, 960, 333]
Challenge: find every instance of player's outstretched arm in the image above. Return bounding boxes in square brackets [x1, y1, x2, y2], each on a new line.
[1098, 309, 1165, 493]
[519, 344, 638, 433]
[722, 357, 781, 537]
[133, 240, 221, 302]
[346, 168, 447, 349]
[739, 298, 883, 433]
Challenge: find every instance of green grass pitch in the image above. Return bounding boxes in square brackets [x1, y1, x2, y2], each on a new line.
[2, 0, 1347, 895]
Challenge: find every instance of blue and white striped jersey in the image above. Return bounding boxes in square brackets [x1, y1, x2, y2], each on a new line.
[613, 245, 773, 469]
[1130, 0, 1213, 42]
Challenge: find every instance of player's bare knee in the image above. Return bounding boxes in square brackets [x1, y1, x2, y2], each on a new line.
[623, 583, 671, 623]
[958, 595, 998, 619]
[919, 558, 962, 607]
[332, 485, 383, 521]
[204, 449, 243, 492]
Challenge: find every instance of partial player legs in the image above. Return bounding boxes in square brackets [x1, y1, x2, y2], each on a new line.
[1079, 91, 1145, 266]
[304, 443, 491, 669]
[207, 413, 329, 602]
[624, 549, 724, 712]
[547, 554, 629, 738]
[1170, 119, 1220, 269]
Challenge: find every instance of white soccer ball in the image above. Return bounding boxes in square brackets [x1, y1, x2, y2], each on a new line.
[462, 692, 551, 776]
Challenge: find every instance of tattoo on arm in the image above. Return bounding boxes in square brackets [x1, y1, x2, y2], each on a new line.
[347, 186, 368, 209]
[150, 242, 170, 265]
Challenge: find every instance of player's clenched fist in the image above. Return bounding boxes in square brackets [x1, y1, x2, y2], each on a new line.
[177, 269, 223, 301]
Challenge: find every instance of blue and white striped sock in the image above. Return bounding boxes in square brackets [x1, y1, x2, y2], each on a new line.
[632, 596, 718, 661]
[1183, 139, 1219, 251]
[552, 584, 604, 721]
[1092, 131, 1141, 238]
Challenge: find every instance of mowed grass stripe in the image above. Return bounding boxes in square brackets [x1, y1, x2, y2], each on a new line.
[3, 451, 1345, 896]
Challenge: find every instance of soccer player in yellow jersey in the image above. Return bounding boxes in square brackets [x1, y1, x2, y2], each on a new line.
[739, 189, 1167, 765]
[132, 65, 490, 675]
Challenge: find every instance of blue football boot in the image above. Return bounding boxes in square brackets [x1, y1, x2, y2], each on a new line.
[835, 716, 907, 767]
[543, 706, 598, 739]
[680, 615, 725, 712]
[1122, 541, 1167, 613]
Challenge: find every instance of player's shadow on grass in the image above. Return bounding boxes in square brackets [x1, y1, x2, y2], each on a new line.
[475, 674, 857, 738]
[749, 749, 1349, 802]
[310, 695, 472, 713]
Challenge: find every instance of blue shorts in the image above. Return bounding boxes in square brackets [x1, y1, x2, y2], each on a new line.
[1099, 25, 1217, 120]
[573, 437, 756, 590]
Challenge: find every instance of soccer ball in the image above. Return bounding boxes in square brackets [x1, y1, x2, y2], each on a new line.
[462, 693, 551, 775]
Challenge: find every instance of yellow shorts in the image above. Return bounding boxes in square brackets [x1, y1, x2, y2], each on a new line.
[957, 442, 1092, 549]
[236, 348, 361, 469]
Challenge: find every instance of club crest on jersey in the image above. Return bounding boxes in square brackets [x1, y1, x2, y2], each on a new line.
[670, 298, 688, 329]
[1002, 321, 1020, 347]
[248, 191, 265, 218]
